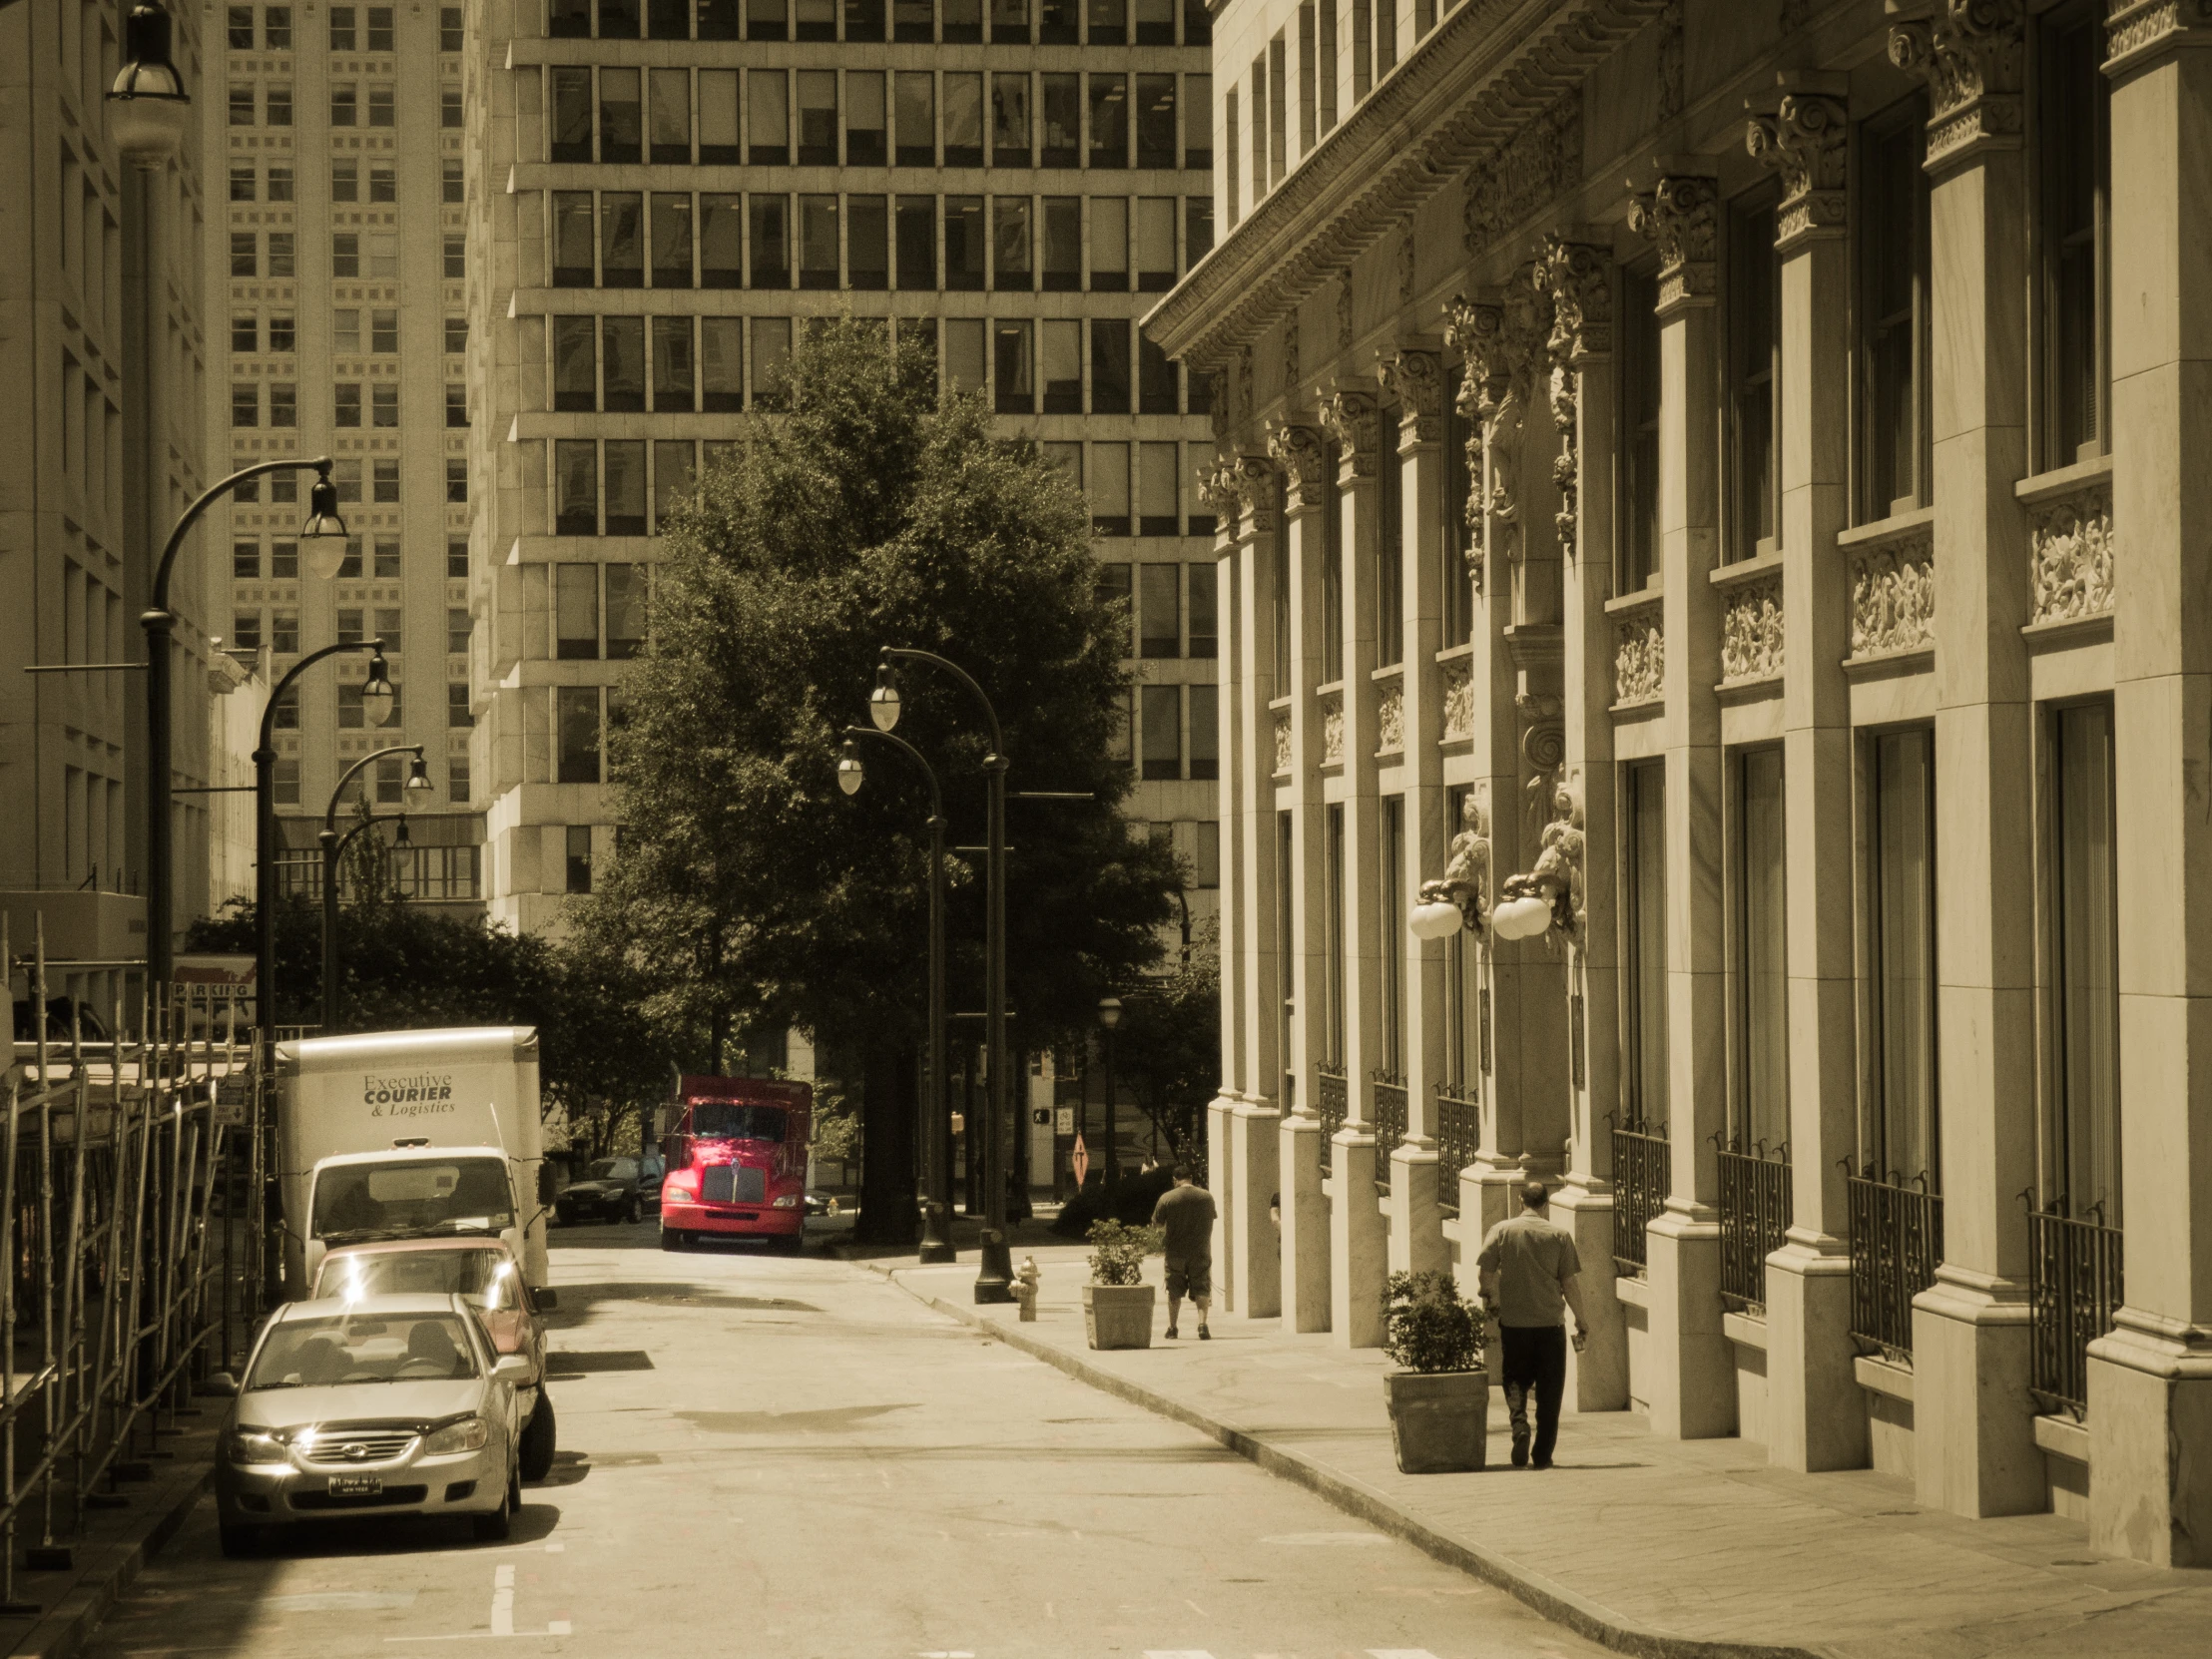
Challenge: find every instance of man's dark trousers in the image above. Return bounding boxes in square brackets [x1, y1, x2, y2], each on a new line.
[1499, 1324, 1567, 1466]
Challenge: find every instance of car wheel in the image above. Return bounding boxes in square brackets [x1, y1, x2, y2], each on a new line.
[472, 1475, 513, 1542]
[518, 1390, 557, 1482]
[219, 1521, 261, 1559]
[625, 1196, 642, 1224]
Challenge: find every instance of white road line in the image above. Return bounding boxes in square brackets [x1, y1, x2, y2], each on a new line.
[1142, 1650, 1216, 1658]
[1367, 1650, 1442, 1658]
[491, 1565, 516, 1638]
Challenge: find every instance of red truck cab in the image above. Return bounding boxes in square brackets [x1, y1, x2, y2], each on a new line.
[657, 1076, 812, 1252]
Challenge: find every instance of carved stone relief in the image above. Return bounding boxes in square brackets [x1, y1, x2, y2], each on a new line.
[1266, 421, 1329, 512]
[1377, 681, 1405, 754]
[1318, 383, 1381, 478]
[1196, 461, 1244, 526]
[1656, 0, 1684, 121]
[1462, 94, 1583, 256]
[1627, 173, 1717, 307]
[1849, 533, 1936, 656]
[1536, 238, 1610, 557]
[1445, 277, 1547, 573]
[1237, 345, 1255, 432]
[1721, 575, 1785, 682]
[1515, 690, 1565, 858]
[1746, 84, 1849, 246]
[1888, 0, 2025, 166]
[1233, 452, 1280, 535]
[1283, 316, 1302, 404]
[1397, 226, 1417, 304]
[1418, 793, 1490, 931]
[1378, 349, 1444, 446]
[1441, 660, 1474, 741]
[2028, 484, 2114, 624]
[1272, 711, 1292, 776]
[1613, 607, 1665, 704]
[1337, 277, 1354, 353]
[1321, 691, 1345, 766]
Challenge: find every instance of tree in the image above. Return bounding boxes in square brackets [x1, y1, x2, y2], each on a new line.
[1111, 912, 1223, 1167]
[570, 318, 1180, 1243]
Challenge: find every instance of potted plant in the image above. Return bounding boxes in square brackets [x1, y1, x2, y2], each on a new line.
[1082, 1220, 1162, 1350]
[1380, 1271, 1488, 1473]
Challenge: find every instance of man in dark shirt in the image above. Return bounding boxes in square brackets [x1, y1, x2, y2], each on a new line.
[1150, 1164, 1217, 1340]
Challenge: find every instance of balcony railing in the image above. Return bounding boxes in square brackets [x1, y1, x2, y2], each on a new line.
[1316, 1066, 1348, 1176]
[1847, 1167, 1943, 1363]
[1609, 1116, 1668, 1279]
[1371, 1072, 1407, 1195]
[1432, 1084, 1478, 1218]
[2026, 1202, 2124, 1419]
[1716, 1138, 1792, 1316]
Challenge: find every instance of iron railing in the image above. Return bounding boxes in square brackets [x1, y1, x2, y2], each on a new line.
[1716, 1139, 1792, 1315]
[1609, 1116, 1668, 1279]
[1371, 1073, 1406, 1195]
[1432, 1084, 1479, 1218]
[1846, 1167, 1943, 1362]
[1316, 1067, 1347, 1176]
[2026, 1201, 2123, 1419]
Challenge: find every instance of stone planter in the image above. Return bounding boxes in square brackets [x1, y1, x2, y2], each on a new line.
[1383, 1369, 1488, 1473]
[1082, 1283, 1155, 1351]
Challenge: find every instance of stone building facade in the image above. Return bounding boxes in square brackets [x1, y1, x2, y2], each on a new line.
[1151, 0, 2211, 1565]
[461, 0, 1222, 944]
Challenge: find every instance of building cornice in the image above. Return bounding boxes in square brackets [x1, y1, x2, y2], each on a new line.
[1144, 0, 1666, 368]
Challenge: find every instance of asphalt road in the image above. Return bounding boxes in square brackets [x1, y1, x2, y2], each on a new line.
[86, 1220, 1603, 1659]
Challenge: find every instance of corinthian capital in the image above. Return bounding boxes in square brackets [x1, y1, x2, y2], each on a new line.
[1535, 236, 1611, 366]
[1265, 420, 1330, 512]
[1887, 0, 2024, 168]
[1317, 382, 1381, 478]
[1195, 460, 1244, 523]
[1625, 170, 1717, 310]
[1233, 453, 1280, 535]
[1376, 349, 1444, 445]
[1746, 74, 1850, 247]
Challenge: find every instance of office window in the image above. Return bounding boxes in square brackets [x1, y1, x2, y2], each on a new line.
[234, 540, 262, 580]
[1136, 75, 1176, 169]
[551, 0, 592, 33]
[447, 608, 471, 656]
[894, 0, 931, 39]
[601, 68, 643, 163]
[699, 317, 742, 412]
[993, 319, 1033, 413]
[688, 194, 735, 287]
[945, 73, 984, 166]
[848, 196, 889, 289]
[229, 7, 255, 48]
[334, 460, 362, 503]
[372, 606, 403, 655]
[1039, 319, 1081, 412]
[553, 193, 596, 285]
[231, 383, 259, 428]
[272, 610, 298, 655]
[379, 540, 408, 583]
[798, 71, 838, 166]
[556, 564, 601, 660]
[799, 196, 839, 288]
[441, 88, 463, 129]
[1186, 73, 1214, 171]
[602, 0, 643, 33]
[796, 0, 836, 36]
[231, 233, 258, 276]
[371, 164, 396, 204]
[267, 84, 293, 126]
[1041, 73, 1079, 167]
[749, 0, 789, 37]
[1135, 197, 1176, 292]
[1040, 0, 1077, 40]
[944, 317, 986, 395]
[1042, 197, 1081, 289]
[1138, 442, 1178, 532]
[1091, 196, 1128, 290]
[232, 609, 263, 652]
[752, 316, 794, 406]
[371, 309, 398, 352]
[601, 193, 644, 287]
[1186, 683, 1219, 781]
[267, 232, 294, 276]
[371, 382, 397, 427]
[993, 73, 1030, 166]
[648, 194, 692, 288]
[944, 197, 985, 290]
[556, 440, 599, 534]
[337, 606, 366, 645]
[848, 71, 887, 166]
[993, 197, 1032, 290]
[605, 441, 648, 533]
[368, 87, 394, 126]
[1736, 748, 1789, 1149]
[329, 6, 356, 49]
[366, 6, 394, 50]
[1096, 561, 1133, 655]
[551, 68, 593, 162]
[448, 758, 471, 805]
[445, 382, 469, 427]
[230, 165, 256, 202]
[332, 233, 359, 277]
[1622, 759, 1668, 1130]
[895, 72, 935, 166]
[552, 317, 595, 412]
[557, 689, 603, 785]
[1189, 559, 1218, 657]
[334, 309, 362, 353]
[702, 0, 743, 34]
[745, 70, 789, 165]
[895, 197, 935, 289]
[1868, 727, 1937, 1184]
[699, 70, 740, 162]
[1619, 263, 1661, 592]
[943, 0, 981, 38]
[1859, 99, 1932, 521]
[449, 682, 473, 729]
[1140, 564, 1179, 657]
[270, 314, 295, 352]
[2050, 700, 2119, 1221]
[992, 0, 1029, 40]
[447, 540, 469, 579]
[1090, 441, 1131, 535]
[332, 159, 359, 203]
[268, 167, 293, 203]
[233, 314, 260, 354]
[443, 235, 465, 278]
[2039, 3, 2110, 468]
[230, 86, 255, 127]
[442, 161, 464, 207]
[275, 760, 300, 807]
[654, 441, 695, 527]
[372, 459, 399, 503]
[1730, 193, 1781, 560]
[1138, 336, 1177, 415]
[607, 564, 649, 658]
[1089, 0, 1126, 43]
[1089, 74, 1128, 168]
[440, 5, 462, 49]
[649, 0, 692, 32]
[1141, 686, 1181, 780]
[329, 82, 357, 127]
[653, 316, 696, 411]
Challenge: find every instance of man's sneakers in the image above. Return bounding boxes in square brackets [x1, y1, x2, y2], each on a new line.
[1510, 1430, 1531, 1469]
[1164, 1325, 1179, 1340]
[1198, 1325, 1212, 1340]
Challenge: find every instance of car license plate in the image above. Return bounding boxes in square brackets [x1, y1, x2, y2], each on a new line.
[327, 1476, 383, 1497]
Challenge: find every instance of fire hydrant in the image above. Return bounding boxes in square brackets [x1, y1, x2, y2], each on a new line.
[1013, 1256, 1041, 1322]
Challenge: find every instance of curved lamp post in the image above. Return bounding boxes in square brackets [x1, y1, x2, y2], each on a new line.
[838, 727, 954, 1265]
[319, 747, 432, 1030]
[256, 640, 393, 1035]
[1097, 996, 1123, 1194]
[870, 649, 1014, 1303]
[106, 2, 192, 163]
[143, 457, 346, 988]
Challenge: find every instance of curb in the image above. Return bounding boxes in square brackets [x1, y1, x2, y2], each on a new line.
[861, 1261, 1826, 1659]
[6, 1450, 213, 1659]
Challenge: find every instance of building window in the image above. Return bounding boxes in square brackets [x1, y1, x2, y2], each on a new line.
[231, 233, 257, 277]
[1091, 317, 1130, 413]
[365, 5, 394, 50]
[442, 88, 463, 129]
[604, 315, 647, 410]
[556, 689, 603, 784]
[1380, 795, 1404, 1076]
[1137, 74, 1176, 168]
[275, 759, 300, 807]
[1195, 819, 1220, 888]
[1140, 564, 1180, 657]
[332, 234, 359, 277]
[446, 383, 469, 427]
[1867, 727, 1937, 1185]
[1735, 748, 1788, 1149]
[1188, 683, 1218, 780]
[2038, 2, 2110, 469]
[233, 540, 261, 580]
[373, 459, 400, 503]
[993, 318, 1033, 413]
[371, 382, 397, 427]
[444, 235, 465, 279]
[232, 609, 263, 652]
[231, 384, 259, 428]
[606, 564, 648, 658]
[228, 7, 255, 48]
[2049, 700, 2119, 1220]
[440, 6, 463, 49]
[369, 165, 395, 207]
[367, 87, 395, 127]
[556, 564, 601, 660]
[229, 85, 255, 126]
[1623, 758, 1668, 1131]
[1858, 99, 1933, 521]
[566, 826, 594, 894]
[330, 82, 355, 126]
[1730, 192, 1781, 561]
[447, 607, 471, 656]
[443, 161, 464, 206]
[945, 197, 985, 291]
[1140, 685, 1182, 780]
[601, 193, 644, 287]
[447, 458, 470, 504]
[335, 382, 362, 427]
[1377, 400, 1401, 666]
[1618, 263, 1661, 593]
[266, 84, 292, 126]
[556, 441, 598, 534]
[1096, 561, 1133, 655]
[447, 539, 470, 579]
[268, 234, 295, 276]
[1089, 73, 1127, 168]
[1090, 442, 1130, 536]
[1091, 196, 1129, 290]
[272, 610, 298, 655]
[373, 538, 401, 579]
[448, 757, 472, 804]
[230, 165, 256, 202]
[605, 442, 647, 533]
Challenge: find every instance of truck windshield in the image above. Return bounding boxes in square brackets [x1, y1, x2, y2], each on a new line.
[689, 1103, 787, 1141]
[314, 1248, 519, 1308]
[312, 1158, 516, 1243]
[249, 1312, 482, 1389]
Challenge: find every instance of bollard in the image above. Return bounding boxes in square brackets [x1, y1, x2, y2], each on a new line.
[1013, 1256, 1041, 1322]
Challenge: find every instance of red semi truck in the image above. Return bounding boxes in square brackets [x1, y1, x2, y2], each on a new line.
[657, 1075, 812, 1252]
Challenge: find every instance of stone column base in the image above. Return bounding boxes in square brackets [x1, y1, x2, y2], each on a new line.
[1206, 1097, 1239, 1308]
[1327, 1130, 1384, 1348]
[1645, 1208, 1736, 1439]
[2088, 1314, 2212, 1566]
[1385, 1145, 1447, 1279]
[1911, 1268, 2040, 1517]
[1226, 1100, 1282, 1318]
[1762, 1236, 1866, 1471]
[1549, 1183, 1627, 1411]
[1280, 1113, 1329, 1333]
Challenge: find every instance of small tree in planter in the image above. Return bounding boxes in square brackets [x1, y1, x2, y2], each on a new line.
[1380, 1272, 1489, 1473]
[1083, 1220, 1163, 1351]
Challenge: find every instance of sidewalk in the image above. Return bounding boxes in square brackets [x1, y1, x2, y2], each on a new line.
[852, 1241, 2212, 1659]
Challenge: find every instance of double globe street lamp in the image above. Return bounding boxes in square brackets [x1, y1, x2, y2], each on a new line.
[319, 747, 434, 1031]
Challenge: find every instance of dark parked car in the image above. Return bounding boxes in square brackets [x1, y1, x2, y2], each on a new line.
[555, 1158, 646, 1225]
[638, 1154, 665, 1208]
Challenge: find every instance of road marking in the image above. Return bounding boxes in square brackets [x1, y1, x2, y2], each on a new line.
[491, 1565, 515, 1637]
[1257, 1531, 1390, 1546]
[1185, 1598, 1210, 1618]
[266, 1591, 418, 1612]
[1143, 1650, 1216, 1658]
[1367, 1651, 1442, 1658]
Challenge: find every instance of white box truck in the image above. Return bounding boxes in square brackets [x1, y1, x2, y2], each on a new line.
[275, 1026, 551, 1299]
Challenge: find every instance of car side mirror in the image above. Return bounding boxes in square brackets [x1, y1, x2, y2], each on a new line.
[201, 1371, 240, 1398]
[491, 1355, 533, 1383]
[537, 1165, 556, 1205]
[532, 1288, 558, 1312]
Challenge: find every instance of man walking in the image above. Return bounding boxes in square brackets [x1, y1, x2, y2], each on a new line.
[1150, 1164, 1216, 1340]
[1475, 1181, 1589, 1469]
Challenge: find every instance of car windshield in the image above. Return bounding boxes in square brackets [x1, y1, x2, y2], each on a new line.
[247, 1312, 481, 1389]
[313, 1249, 521, 1310]
[690, 1103, 787, 1141]
[584, 1159, 638, 1181]
[311, 1158, 515, 1242]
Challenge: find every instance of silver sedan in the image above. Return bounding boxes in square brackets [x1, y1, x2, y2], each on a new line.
[213, 1293, 531, 1556]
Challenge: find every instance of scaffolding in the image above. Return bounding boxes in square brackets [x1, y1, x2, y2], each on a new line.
[0, 916, 262, 1614]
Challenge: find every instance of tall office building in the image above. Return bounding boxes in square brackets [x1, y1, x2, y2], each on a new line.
[462, 0, 1222, 950]
[203, 2, 485, 913]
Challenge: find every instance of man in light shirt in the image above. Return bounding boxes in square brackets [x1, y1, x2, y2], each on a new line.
[1475, 1181, 1589, 1469]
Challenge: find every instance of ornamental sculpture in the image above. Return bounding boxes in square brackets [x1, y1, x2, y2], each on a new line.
[1232, 452, 1280, 534]
[1272, 711, 1292, 776]
[1496, 774, 1584, 943]
[1207, 366, 1231, 446]
[1463, 95, 1582, 256]
[1850, 533, 1936, 655]
[1378, 349, 1444, 446]
[1377, 681, 1405, 753]
[1626, 173, 1716, 306]
[1445, 278, 1547, 572]
[1321, 691, 1345, 766]
[1613, 607, 1665, 704]
[1337, 276, 1355, 352]
[1319, 382, 1382, 478]
[1196, 460, 1244, 524]
[1887, 0, 2024, 165]
[1536, 237, 1610, 557]
[1417, 793, 1491, 934]
[1745, 80, 1848, 244]
[1721, 575, 1786, 682]
[2028, 485, 2114, 624]
[1283, 316, 1302, 404]
[1441, 659, 1473, 741]
[1265, 420, 1329, 512]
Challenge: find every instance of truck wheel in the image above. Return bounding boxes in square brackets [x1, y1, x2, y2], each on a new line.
[659, 1227, 685, 1252]
[519, 1390, 557, 1481]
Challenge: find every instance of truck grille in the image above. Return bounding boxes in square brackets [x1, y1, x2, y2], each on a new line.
[701, 1166, 767, 1205]
[300, 1431, 417, 1465]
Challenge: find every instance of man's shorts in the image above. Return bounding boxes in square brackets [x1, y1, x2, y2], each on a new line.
[1165, 1255, 1212, 1300]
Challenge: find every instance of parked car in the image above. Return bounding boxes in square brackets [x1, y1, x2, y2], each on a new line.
[311, 1238, 556, 1481]
[212, 1293, 531, 1557]
[638, 1153, 665, 1208]
[556, 1157, 647, 1225]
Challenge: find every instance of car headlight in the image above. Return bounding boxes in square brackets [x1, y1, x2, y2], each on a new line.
[226, 1428, 288, 1466]
[772, 1194, 799, 1209]
[422, 1416, 490, 1455]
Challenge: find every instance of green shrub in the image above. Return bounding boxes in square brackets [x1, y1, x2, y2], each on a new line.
[1085, 1219, 1163, 1287]
[1381, 1271, 1483, 1374]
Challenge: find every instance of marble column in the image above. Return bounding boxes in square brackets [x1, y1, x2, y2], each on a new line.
[1747, 74, 1868, 1474]
[2091, 0, 2212, 1567]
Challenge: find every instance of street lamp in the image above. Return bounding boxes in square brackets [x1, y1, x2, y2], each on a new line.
[837, 728, 954, 1265]
[318, 746, 432, 1031]
[106, 2, 191, 164]
[143, 458, 347, 989]
[868, 663, 903, 734]
[1097, 996, 1123, 1196]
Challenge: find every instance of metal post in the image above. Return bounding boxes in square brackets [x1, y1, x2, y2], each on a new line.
[320, 828, 340, 1032]
[976, 755, 1013, 1301]
[1103, 1022, 1118, 1195]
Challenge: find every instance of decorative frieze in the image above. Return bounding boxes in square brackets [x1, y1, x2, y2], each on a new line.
[1745, 79, 1849, 246]
[1266, 421, 1329, 512]
[1849, 532, 1936, 657]
[1283, 316, 1302, 403]
[1320, 691, 1345, 766]
[1336, 276, 1354, 352]
[1397, 225, 1417, 304]
[1656, 0, 1684, 120]
[1441, 659, 1473, 742]
[1536, 238, 1610, 558]
[1377, 349, 1444, 446]
[1207, 366, 1231, 446]
[1319, 383, 1382, 478]
[1272, 711, 1292, 776]
[1887, 0, 2024, 168]
[1613, 604, 1665, 705]
[1445, 279, 1547, 572]
[1626, 172, 1717, 308]
[2107, 0, 2212, 73]
[1462, 93, 1583, 256]
[1720, 574, 1785, 683]
[1377, 681, 1405, 754]
[2027, 483, 2114, 625]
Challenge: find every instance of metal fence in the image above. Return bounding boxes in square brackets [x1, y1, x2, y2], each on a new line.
[1432, 1085, 1478, 1218]
[1609, 1116, 1668, 1279]
[1371, 1073, 1406, 1195]
[1716, 1140, 1792, 1315]
[2026, 1203, 2124, 1418]
[1847, 1168, 1943, 1362]
[2, 920, 259, 1612]
[1316, 1067, 1347, 1176]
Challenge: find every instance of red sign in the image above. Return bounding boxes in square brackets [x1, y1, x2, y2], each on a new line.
[1071, 1135, 1090, 1192]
